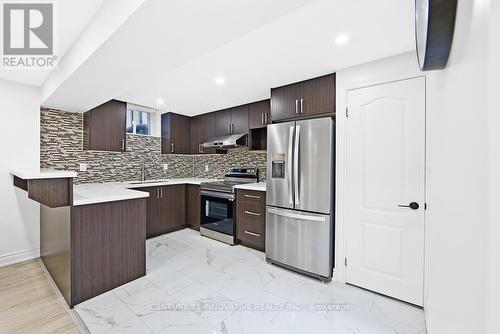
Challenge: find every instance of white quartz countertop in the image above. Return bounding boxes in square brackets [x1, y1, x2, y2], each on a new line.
[73, 178, 219, 206]
[10, 168, 78, 179]
[234, 182, 266, 192]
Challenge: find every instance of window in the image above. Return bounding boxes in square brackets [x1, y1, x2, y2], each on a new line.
[126, 104, 157, 136]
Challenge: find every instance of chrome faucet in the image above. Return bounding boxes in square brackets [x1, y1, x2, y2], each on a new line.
[140, 161, 146, 181]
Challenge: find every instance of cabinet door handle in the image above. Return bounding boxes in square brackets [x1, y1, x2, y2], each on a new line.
[244, 210, 261, 216]
[228, 123, 231, 134]
[261, 113, 264, 125]
[121, 139, 125, 150]
[171, 143, 174, 153]
[264, 113, 268, 124]
[300, 99, 304, 114]
[244, 194, 261, 199]
[156, 188, 160, 199]
[295, 99, 299, 114]
[231, 124, 235, 134]
[244, 231, 261, 237]
[160, 188, 163, 198]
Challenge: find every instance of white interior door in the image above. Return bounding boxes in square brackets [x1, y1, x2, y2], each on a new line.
[345, 77, 425, 306]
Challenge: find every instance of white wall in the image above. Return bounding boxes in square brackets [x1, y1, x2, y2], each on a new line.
[486, 2, 500, 334]
[0, 79, 41, 267]
[335, 1, 494, 333]
[424, 1, 490, 333]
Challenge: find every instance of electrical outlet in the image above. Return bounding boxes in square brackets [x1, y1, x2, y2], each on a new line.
[163, 163, 168, 170]
[79, 163, 87, 172]
[205, 164, 209, 172]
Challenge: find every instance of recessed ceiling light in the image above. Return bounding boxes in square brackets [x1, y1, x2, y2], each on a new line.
[156, 98, 164, 105]
[335, 33, 350, 46]
[214, 77, 226, 85]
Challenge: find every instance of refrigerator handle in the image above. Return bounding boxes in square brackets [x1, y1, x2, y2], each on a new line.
[267, 207, 326, 222]
[294, 125, 300, 205]
[288, 125, 295, 205]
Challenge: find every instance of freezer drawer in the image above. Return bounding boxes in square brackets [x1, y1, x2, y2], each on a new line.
[265, 206, 333, 279]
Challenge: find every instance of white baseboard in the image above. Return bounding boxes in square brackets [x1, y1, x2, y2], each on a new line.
[0, 248, 40, 268]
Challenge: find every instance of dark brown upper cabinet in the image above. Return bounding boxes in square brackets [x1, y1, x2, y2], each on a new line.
[190, 113, 216, 154]
[271, 73, 336, 122]
[215, 105, 249, 136]
[248, 99, 270, 129]
[215, 109, 232, 137]
[161, 112, 191, 154]
[83, 100, 127, 152]
[230, 105, 249, 134]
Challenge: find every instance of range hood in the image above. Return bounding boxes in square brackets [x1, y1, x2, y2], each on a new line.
[202, 133, 247, 149]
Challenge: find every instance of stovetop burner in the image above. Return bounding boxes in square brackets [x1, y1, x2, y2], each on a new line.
[200, 167, 258, 193]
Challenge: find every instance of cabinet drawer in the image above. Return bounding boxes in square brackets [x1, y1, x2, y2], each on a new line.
[237, 189, 266, 250]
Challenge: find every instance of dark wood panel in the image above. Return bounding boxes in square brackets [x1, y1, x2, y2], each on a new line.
[215, 109, 232, 136]
[301, 73, 336, 116]
[162, 185, 186, 230]
[271, 73, 336, 122]
[83, 100, 126, 152]
[28, 178, 72, 208]
[186, 185, 200, 230]
[137, 187, 162, 238]
[40, 204, 71, 306]
[190, 113, 216, 154]
[271, 83, 302, 122]
[236, 190, 266, 251]
[248, 100, 270, 129]
[161, 113, 191, 154]
[71, 199, 146, 306]
[230, 105, 249, 134]
[13, 176, 28, 191]
[249, 127, 267, 151]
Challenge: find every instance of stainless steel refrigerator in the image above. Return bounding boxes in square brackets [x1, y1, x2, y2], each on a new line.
[266, 117, 334, 281]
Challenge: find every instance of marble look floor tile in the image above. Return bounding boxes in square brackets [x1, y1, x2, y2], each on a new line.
[74, 291, 136, 334]
[75, 228, 426, 334]
[114, 282, 185, 333]
[215, 311, 289, 334]
[147, 266, 197, 295]
[105, 315, 154, 334]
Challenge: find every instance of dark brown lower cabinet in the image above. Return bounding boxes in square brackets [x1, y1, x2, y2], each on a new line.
[71, 198, 146, 306]
[236, 189, 266, 251]
[186, 185, 201, 230]
[140, 185, 186, 238]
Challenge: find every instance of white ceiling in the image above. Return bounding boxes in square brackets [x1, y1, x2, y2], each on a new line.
[42, 0, 415, 115]
[0, 0, 105, 86]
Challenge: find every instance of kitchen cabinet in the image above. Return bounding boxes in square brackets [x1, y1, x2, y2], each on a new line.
[214, 105, 249, 136]
[248, 100, 270, 129]
[186, 185, 201, 230]
[230, 105, 249, 134]
[83, 99, 127, 152]
[190, 113, 216, 154]
[271, 73, 335, 122]
[236, 189, 266, 251]
[161, 112, 191, 154]
[161, 185, 186, 231]
[142, 185, 186, 238]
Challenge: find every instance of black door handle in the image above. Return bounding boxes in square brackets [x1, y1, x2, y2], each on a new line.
[398, 202, 419, 210]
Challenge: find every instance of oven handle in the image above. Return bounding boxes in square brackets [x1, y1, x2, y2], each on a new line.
[201, 190, 235, 201]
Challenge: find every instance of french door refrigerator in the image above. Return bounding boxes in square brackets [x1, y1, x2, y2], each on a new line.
[266, 117, 334, 281]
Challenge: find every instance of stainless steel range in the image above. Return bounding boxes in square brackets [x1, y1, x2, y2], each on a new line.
[200, 168, 258, 245]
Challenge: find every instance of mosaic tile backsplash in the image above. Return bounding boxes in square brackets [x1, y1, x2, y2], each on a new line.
[40, 109, 267, 184]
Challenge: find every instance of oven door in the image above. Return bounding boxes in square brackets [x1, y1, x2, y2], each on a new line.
[200, 190, 236, 243]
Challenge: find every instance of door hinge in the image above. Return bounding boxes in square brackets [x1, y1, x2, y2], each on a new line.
[345, 107, 349, 118]
[345, 257, 348, 266]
